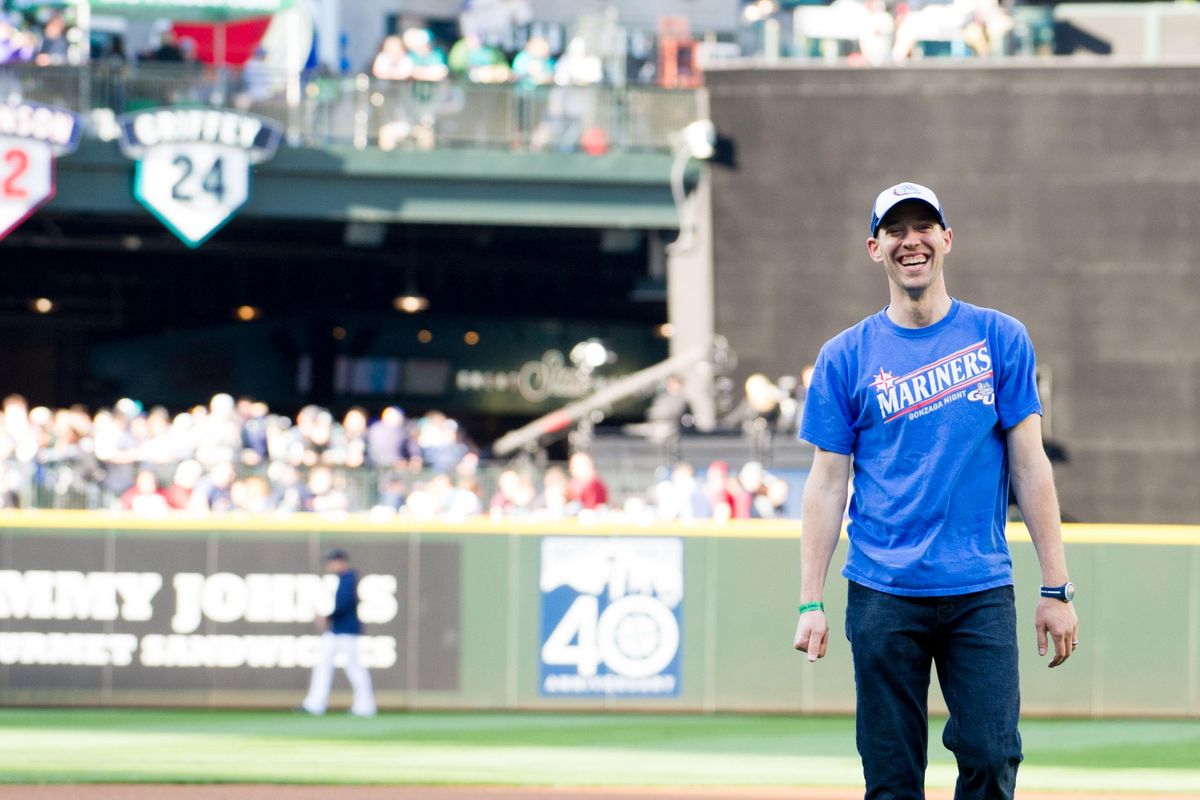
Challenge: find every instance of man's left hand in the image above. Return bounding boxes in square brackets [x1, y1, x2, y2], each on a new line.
[1035, 598, 1078, 668]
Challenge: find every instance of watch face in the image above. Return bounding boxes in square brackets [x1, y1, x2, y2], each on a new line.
[1063, 582, 1075, 602]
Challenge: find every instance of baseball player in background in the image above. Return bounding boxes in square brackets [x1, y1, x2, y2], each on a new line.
[793, 182, 1078, 798]
[300, 548, 377, 717]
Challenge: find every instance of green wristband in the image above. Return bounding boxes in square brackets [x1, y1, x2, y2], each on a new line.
[797, 601, 825, 615]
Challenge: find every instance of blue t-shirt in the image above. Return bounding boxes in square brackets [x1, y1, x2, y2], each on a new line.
[800, 299, 1042, 597]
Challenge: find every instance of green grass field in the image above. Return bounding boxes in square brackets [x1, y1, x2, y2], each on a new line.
[0, 709, 1197, 792]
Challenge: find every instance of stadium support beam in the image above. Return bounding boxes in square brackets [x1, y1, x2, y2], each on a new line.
[666, 88, 717, 431]
[491, 344, 712, 457]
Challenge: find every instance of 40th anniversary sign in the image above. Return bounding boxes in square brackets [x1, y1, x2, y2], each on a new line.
[118, 107, 282, 248]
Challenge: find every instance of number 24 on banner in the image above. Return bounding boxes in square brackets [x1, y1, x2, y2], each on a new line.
[0, 137, 55, 241]
[134, 144, 250, 249]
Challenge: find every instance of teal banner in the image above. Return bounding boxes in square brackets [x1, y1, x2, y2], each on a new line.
[82, 0, 291, 19]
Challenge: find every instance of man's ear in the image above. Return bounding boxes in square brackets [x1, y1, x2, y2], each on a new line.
[866, 237, 884, 263]
[942, 227, 953, 254]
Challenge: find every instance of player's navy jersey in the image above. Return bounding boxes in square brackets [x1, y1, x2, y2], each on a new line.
[800, 299, 1042, 596]
[328, 570, 363, 635]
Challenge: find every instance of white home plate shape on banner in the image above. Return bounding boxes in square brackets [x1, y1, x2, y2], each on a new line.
[118, 108, 282, 248]
[0, 101, 84, 240]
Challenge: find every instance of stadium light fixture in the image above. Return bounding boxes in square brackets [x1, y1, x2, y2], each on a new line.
[393, 293, 430, 313]
[234, 304, 262, 322]
[393, 268, 430, 313]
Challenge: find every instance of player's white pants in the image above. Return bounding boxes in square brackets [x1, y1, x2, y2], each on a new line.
[302, 632, 377, 716]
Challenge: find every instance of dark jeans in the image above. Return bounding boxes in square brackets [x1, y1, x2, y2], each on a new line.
[845, 582, 1022, 800]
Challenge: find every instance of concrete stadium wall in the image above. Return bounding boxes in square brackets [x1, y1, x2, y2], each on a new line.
[704, 63, 1200, 524]
[0, 514, 1196, 718]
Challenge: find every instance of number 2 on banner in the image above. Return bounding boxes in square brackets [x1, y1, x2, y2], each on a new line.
[0, 137, 55, 241]
[3, 148, 29, 199]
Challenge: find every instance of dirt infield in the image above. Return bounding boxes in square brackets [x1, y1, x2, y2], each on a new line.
[4, 787, 1196, 800]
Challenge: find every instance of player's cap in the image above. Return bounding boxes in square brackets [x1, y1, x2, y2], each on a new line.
[323, 548, 349, 562]
[869, 182, 948, 235]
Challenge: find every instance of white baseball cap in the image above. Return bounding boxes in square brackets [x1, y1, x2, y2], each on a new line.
[869, 182, 948, 235]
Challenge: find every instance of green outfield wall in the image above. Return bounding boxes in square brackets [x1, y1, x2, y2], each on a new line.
[0, 511, 1195, 717]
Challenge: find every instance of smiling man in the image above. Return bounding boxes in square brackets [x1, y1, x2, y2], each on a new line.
[792, 182, 1079, 799]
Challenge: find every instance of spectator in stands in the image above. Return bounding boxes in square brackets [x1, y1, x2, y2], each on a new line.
[402, 27, 448, 82]
[239, 399, 270, 465]
[854, 0, 897, 66]
[891, 0, 1010, 60]
[536, 464, 570, 517]
[512, 36, 555, 87]
[135, 405, 175, 465]
[721, 373, 787, 461]
[962, 0, 1015, 56]
[372, 467, 408, 515]
[235, 46, 278, 109]
[366, 406, 420, 470]
[554, 37, 603, 86]
[704, 460, 740, 521]
[372, 35, 417, 149]
[1, 394, 37, 465]
[0, 16, 21, 64]
[372, 35, 411, 80]
[196, 393, 245, 467]
[270, 462, 312, 514]
[0, 461, 20, 508]
[163, 458, 203, 510]
[567, 451, 608, 512]
[738, 461, 790, 519]
[448, 32, 511, 83]
[120, 468, 171, 514]
[1, 19, 38, 64]
[307, 465, 349, 513]
[94, 405, 139, 498]
[405, 473, 479, 520]
[544, 37, 604, 152]
[489, 468, 537, 517]
[654, 461, 712, 521]
[34, 12, 68, 66]
[643, 373, 694, 459]
[300, 405, 336, 466]
[265, 413, 300, 465]
[328, 407, 368, 469]
[416, 410, 468, 474]
[192, 461, 237, 513]
[141, 28, 184, 62]
[231, 473, 273, 513]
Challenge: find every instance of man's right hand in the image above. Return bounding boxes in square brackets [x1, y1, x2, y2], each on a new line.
[793, 610, 829, 662]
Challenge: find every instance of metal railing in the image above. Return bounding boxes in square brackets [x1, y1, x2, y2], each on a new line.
[8, 458, 661, 514]
[1, 63, 701, 153]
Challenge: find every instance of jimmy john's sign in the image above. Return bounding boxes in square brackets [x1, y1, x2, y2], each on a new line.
[0, 531, 461, 705]
[118, 107, 282, 248]
[0, 569, 399, 669]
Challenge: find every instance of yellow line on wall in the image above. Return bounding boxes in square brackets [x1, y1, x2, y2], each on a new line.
[1, 510, 1198, 545]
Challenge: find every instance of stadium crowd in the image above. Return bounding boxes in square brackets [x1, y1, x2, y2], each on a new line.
[0, 9, 73, 66]
[0, 392, 795, 521]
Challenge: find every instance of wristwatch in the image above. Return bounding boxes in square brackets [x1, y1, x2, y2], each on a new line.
[1040, 581, 1075, 602]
